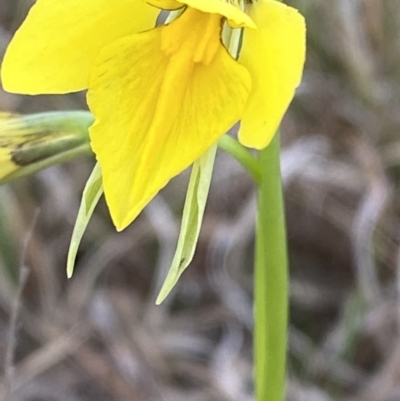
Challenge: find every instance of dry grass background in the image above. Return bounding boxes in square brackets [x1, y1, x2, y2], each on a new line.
[0, 0, 400, 400]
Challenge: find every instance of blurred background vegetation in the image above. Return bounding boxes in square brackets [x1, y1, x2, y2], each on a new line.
[1, 0, 400, 400]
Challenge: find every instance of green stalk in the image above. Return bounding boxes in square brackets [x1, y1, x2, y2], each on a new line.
[255, 133, 288, 401]
[218, 135, 261, 183]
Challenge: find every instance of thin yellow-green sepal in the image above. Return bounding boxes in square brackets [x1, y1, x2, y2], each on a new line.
[67, 162, 103, 278]
[156, 144, 217, 304]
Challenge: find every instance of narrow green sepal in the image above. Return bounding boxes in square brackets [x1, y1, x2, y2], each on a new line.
[0, 111, 93, 184]
[67, 163, 103, 278]
[156, 144, 217, 304]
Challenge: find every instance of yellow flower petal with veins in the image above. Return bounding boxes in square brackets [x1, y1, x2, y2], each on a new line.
[1, 0, 159, 94]
[88, 9, 251, 230]
[238, 0, 306, 149]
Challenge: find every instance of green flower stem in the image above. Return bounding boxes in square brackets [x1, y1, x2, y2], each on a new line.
[218, 135, 261, 183]
[255, 133, 288, 401]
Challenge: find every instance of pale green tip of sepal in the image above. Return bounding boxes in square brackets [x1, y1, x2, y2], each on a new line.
[67, 162, 103, 278]
[156, 144, 217, 305]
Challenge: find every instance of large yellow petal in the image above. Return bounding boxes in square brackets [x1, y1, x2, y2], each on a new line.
[88, 24, 251, 230]
[238, 0, 306, 149]
[1, 0, 159, 94]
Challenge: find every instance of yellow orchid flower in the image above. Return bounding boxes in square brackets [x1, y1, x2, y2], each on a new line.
[1, 0, 306, 231]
